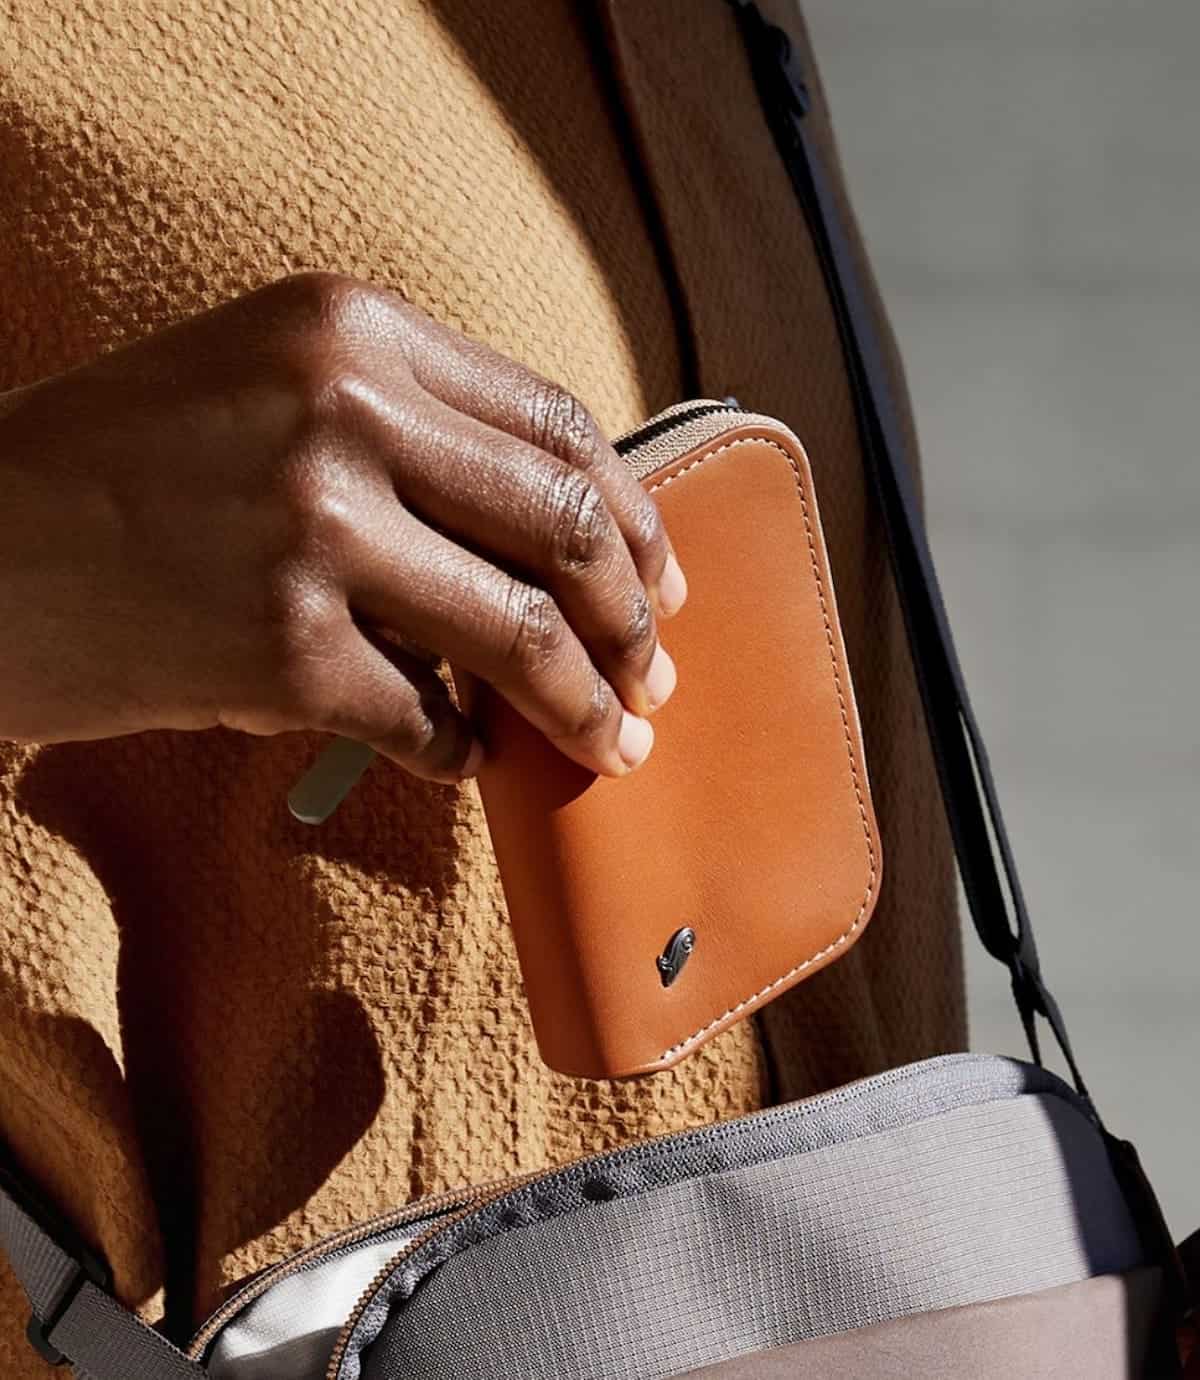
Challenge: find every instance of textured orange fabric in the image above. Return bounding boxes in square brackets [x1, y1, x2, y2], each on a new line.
[0, 1, 963, 1372]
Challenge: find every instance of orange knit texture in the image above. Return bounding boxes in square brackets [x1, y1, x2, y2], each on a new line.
[0, 2, 963, 1372]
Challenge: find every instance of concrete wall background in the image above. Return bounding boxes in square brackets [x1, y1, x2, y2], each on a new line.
[802, 0, 1200, 1231]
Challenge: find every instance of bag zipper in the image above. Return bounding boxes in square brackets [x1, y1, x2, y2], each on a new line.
[186, 1173, 532, 1361]
[319, 1055, 1075, 1379]
[319, 1175, 541, 1380]
[320, 1080, 863, 1380]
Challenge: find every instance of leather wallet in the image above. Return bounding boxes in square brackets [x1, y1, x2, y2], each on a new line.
[465, 402, 882, 1079]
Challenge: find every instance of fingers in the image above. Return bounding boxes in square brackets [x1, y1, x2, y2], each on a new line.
[191, 275, 683, 785]
[309, 623, 482, 784]
[345, 507, 655, 778]
[353, 291, 688, 619]
[351, 387, 675, 720]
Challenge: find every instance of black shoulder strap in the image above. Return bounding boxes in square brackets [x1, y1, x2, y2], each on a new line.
[728, 0, 1086, 1096]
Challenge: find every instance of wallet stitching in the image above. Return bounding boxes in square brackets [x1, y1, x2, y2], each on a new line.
[649, 435, 878, 1063]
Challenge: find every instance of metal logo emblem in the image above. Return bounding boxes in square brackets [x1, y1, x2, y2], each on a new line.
[656, 927, 696, 988]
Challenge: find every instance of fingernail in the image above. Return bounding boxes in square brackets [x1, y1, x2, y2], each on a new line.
[617, 712, 654, 770]
[644, 643, 677, 711]
[658, 553, 688, 617]
[459, 739, 484, 778]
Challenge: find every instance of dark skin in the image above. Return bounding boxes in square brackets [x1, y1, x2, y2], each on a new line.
[0, 272, 684, 782]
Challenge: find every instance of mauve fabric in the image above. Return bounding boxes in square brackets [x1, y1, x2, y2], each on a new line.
[676, 1269, 1167, 1379]
[0, 1, 961, 1371]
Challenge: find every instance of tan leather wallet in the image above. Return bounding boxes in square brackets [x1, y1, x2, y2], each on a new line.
[465, 401, 881, 1080]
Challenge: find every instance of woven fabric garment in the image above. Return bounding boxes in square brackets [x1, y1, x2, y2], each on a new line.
[0, 1, 963, 1372]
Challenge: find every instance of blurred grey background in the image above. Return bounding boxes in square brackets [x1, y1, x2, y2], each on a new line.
[803, 0, 1199, 1231]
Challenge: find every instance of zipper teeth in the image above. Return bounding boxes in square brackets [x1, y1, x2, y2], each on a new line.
[322, 1095, 840, 1380]
[320, 1056, 1034, 1378]
[613, 399, 740, 457]
[322, 1171, 544, 1380]
[320, 1099, 795, 1380]
[187, 1175, 518, 1359]
[322, 1205, 481, 1380]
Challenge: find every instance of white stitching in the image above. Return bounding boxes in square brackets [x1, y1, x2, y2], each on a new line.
[650, 435, 878, 1064]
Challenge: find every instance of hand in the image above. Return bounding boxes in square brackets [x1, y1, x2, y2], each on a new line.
[0, 273, 686, 782]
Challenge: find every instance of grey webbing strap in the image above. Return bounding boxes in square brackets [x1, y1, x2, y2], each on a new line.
[51, 1286, 204, 1380]
[0, 1172, 206, 1378]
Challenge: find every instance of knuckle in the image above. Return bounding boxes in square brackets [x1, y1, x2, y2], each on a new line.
[251, 295, 375, 460]
[570, 672, 617, 743]
[307, 484, 360, 557]
[269, 274, 379, 403]
[268, 600, 337, 722]
[384, 690, 469, 776]
[274, 457, 359, 561]
[612, 588, 656, 664]
[273, 271, 367, 335]
[547, 469, 608, 572]
[505, 585, 565, 674]
[283, 359, 367, 440]
[527, 381, 603, 467]
[629, 494, 668, 556]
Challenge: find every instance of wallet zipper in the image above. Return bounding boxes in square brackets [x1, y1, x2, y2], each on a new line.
[613, 398, 791, 483]
[613, 399, 743, 457]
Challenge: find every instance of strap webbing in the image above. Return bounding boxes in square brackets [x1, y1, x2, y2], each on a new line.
[0, 1167, 205, 1378]
[729, 0, 1086, 1096]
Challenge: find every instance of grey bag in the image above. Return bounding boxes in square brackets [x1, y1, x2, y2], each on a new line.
[189, 1056, 1170, 1380]
[1, 3, 1195, 1377]
[0, 1057, 1187, 1379]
